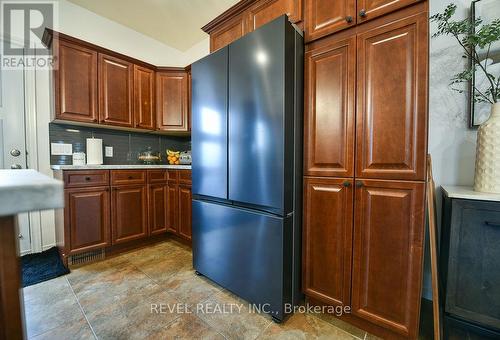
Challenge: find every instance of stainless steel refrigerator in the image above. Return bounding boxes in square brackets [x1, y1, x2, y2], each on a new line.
[191, 16, 303, 322]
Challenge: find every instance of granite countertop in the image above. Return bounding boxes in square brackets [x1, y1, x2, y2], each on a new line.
[51, 164, 192, 170]
[442, 185, 500, 202]
[0, 169, 64, 216]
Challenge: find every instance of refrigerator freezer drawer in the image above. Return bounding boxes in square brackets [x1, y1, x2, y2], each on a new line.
[192, 199, 292, 320]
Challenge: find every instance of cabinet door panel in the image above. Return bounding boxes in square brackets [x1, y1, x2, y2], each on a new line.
[178, 184, 192, 240]
[134, 65, 155, 129]
[149, 184, 168, 235]
[356, 13, 427, 180]
[167, 182, 179, 233]
[305, 35, 355, 177]
[357, 0, 421, 23]
[210, 15, 247, 52]
[67, 187, 110, 253]
[303, 177, 353, 307]
[55, 41, 98, 123]
[352, 179, 425, 338]
[247, 0, 302, 32]
[99, 54, 134, 127]
[112, 185, 147, 244]
[305, 0, 356, 42]
[156, 72, 188, 131]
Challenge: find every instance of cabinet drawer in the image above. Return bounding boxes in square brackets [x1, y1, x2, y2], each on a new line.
[178, 170, 192, 184]
[147, 170, 168, 184]
[111, 170, 146, 185]
[63, 170, 109, 188]
[167, 170, 179, 182]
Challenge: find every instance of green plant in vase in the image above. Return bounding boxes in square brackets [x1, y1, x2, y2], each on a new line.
[431, 3, 500, 193]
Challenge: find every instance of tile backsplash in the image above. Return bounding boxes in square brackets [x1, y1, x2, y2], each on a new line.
[49, 123, 191, 165]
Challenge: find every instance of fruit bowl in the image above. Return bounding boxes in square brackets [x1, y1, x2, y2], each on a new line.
[166, 149, 180, 165]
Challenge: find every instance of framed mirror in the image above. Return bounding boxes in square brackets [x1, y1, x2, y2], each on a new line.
[469, 0, 500, 128]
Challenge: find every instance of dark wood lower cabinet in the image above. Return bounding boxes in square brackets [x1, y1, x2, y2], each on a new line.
[55, 168, 193, 263]
[303, 178, 425, 339]
[351, 179, 425, 338]
[178, 184, 192, 240]
[303, 177, 353, 307]
[66, 187, 110, 253]
[111, 185, 148, 244]
[166, 181, 179, 234]
[149, 184, 168, 235]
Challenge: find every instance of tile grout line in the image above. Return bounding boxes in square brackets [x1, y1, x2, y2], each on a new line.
[65, 276, 99, 340]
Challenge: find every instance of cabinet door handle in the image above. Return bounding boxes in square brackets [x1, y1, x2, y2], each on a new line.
[355, 181, 364, 188]
[345, 16, 353, 23]
[85, 177, 91, 181]
[359, 9, 367, 18]
[128, 176, 133, 179]
[343, 181, 351, 187]
[485, 221, 500, 227]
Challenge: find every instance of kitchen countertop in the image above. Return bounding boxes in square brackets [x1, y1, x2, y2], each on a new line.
[51, 164, 192, 170]
[0, 169, 64, 216]
[442, 185, 500, 202]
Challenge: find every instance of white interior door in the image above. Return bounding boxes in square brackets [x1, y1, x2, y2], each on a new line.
[0, 44, 31, 254]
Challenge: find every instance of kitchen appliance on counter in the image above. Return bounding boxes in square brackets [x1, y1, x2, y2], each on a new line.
[138, 146, 161, 165]
[191, 16, 303, 323]
[179, 151, 191, 165]
[86, 138, 103, 165]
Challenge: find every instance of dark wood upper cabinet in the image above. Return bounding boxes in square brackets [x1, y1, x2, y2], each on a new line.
[133, 65, 155, 129]
[351, 179, 425, 339]
[178, 184, 192, 240]
[357, 0, 422, 23]
[156, 71, 189, 132]
[111, 185, 148, 244]
[305, 35, 355, 178]
[66, 187, 110, 254]
[149, 184, 168, 235]
[210, 14, 247, 52]
[355, 12, 427, 181]
[303, 177, 353, 307]
[304, 0, 356, 42]
[247, 0, 302, 32]
[55, 41, 98, 123]
[98, 53, 134, 127]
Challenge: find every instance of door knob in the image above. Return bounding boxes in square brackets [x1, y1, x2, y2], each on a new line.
[359, 9, 367, 18]
[10, 149, 21, 157]
[343, 181, 351, 187]
[345, 16, 353, 23]
[10, 164, 22, 169]
[355, 181, 364, 188]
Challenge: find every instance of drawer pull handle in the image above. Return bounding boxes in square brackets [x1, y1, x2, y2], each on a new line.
[485, 221, 500, 227]
[343, 181, 351, 187]
[85, 177, 91, 181]
[128, 176, 133, 179]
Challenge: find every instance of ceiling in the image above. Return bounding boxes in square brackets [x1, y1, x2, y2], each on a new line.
[66, 0, 240, 51]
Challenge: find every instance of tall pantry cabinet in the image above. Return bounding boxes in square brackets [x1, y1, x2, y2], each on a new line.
[201, 0, 428, 338]
[302, 2, 428, 340]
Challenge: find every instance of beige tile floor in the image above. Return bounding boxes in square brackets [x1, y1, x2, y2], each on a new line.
[22, 239, 413, 340]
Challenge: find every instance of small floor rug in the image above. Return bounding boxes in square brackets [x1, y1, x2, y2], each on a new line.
[21, 247, 70, 287]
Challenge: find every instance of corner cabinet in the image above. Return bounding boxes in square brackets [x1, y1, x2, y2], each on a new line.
[156, 71, 189, 132]
[133, 65, 155, 130]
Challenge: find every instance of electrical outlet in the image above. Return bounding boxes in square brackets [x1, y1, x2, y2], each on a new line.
[105, 146, 113, 157]
[51, 143, 72, 155]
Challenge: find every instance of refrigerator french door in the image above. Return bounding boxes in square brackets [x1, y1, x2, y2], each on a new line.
[191, 16, 303, 322]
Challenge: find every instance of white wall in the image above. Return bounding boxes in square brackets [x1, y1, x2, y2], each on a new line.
[26, 0, 210, 251]
[423, 0, 478, 299]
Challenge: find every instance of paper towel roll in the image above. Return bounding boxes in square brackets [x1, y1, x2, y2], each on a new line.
[86, 138, 103, 165]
